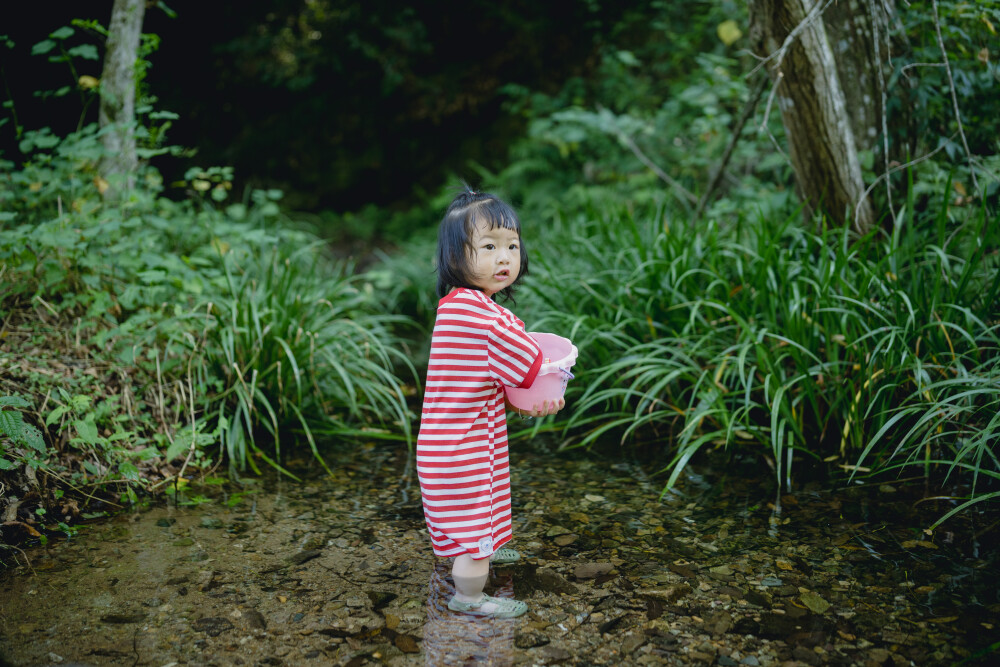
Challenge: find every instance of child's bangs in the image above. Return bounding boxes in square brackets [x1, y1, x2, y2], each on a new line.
[472, 198, 521, 233]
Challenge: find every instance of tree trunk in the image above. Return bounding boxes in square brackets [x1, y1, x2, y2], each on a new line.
[749, 0, 875, 233]
[99, 0, 146, 198]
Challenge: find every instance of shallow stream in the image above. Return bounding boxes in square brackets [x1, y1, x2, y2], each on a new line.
[1, 441, 998, 666]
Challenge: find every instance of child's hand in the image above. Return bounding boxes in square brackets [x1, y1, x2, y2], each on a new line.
[519, 398, 565, 418]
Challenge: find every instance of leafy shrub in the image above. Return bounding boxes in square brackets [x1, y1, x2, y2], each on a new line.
[514, 193, 999, 522]
[0, 126, 416, 500]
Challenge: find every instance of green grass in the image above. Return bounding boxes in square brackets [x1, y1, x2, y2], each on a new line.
[514, 195, 999, 521]
[1, 123, 418, 505]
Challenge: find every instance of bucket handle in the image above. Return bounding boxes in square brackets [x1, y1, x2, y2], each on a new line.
[559, 367, 575, 380]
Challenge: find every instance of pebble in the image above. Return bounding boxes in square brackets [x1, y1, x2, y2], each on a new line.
[514, 630, 550, 648]
[574, 562, 613, 579]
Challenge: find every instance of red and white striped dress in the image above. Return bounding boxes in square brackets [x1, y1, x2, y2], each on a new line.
[417, 288, 542, 560]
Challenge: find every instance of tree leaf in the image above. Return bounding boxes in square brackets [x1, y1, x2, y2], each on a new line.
[0, 409, 45, 452]
[49, 26, 74, 40]
[717, 20, 743, 46]
[31, 39, 56, 56]
[0, 396, 30, 408]
[46, 405, 69, 426]
[67, 44, 99, 60]
[74, 419, 99, 445]
[165, 438, 190, 462]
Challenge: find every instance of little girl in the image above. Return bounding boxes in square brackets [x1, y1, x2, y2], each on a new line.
[416, 188, 564, 619]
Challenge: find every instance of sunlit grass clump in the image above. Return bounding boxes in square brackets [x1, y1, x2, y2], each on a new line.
[1, 124, 416, 489]
[189, 244, 415, 478]
[520, 196, 999, 521]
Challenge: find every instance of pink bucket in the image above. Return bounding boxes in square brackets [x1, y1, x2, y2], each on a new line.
[505, 332, 577, 412]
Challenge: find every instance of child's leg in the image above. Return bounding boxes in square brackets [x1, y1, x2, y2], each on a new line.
[449, 553, 529, 618]
[451, 554, 490, 602]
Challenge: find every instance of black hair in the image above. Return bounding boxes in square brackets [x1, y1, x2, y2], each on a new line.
[435, 187, 528, 302]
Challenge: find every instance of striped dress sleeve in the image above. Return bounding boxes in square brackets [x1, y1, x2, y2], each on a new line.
[487, 313, 543, 389]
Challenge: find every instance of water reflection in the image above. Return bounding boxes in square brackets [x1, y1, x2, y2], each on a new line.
[423, 559, 518, 666]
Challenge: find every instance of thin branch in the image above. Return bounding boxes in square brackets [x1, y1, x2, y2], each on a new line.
[597, 105, 698, 206]
[899, 61, 945, 77]
[617, 132, 698, 206]
[854, 139, 951, 228]
[696, 75, 768, 220]
[931, 0, 980, 197]
[869, 0, 896, 222]
[758, 70, 789, 160]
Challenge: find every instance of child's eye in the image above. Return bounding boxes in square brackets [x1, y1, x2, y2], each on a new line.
[484, 243, 495, 250]
[509, 244, 519, 251]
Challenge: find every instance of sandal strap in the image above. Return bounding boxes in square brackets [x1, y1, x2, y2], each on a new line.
[448, 594, 528, 618]
[490, 547, 521, 563]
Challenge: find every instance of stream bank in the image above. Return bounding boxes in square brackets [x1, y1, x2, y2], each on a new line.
[1, 441, 997, 666]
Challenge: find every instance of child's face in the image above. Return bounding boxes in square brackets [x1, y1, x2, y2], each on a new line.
[468, 217, 521, 297]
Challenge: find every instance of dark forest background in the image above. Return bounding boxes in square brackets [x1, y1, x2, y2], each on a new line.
[4, 1, 667, 212]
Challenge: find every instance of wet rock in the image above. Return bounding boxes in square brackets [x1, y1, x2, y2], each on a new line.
[546, 525, 572, 537]
[621, 634, 646, 654]
[741, 656, 761, 666]
[669, 562, 698, 579]
[598, 615, 625, 634]
[366, 590, 397, 611]
[394, 633, 419, 653]
[195, 569, 217, 591]
[99, 613, 145, 624]
[792, 645, 821, 665]
[155, 518, 175, 527]
[286, 548, 321, 566]
[703, 610, 733, 636]
[514, 630, 551, 648]
[638, 583, 692, 604]
[784, 603, 809, 619]
[509, 564, 577, 596]
[865, 648, 892, 666]
[574, 563, 613, 580]
[192, 616, 234, 637]
[718, 585, 745, 600]
[757, 612, 802, 639]
[298, 533, 324, 550]
[171, 537, 194, 547]
[200, 517, 223, 529]
[535, 645, 571, 664]
[553, 533, 577, 546]
[800, 590, 830, 614]
[746, 589, 770, 607]
[241, 608, 267, 630]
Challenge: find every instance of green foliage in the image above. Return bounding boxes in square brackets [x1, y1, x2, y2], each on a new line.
[513, 197, 999, 519]
[169, 240, 416, 477]
[0, 397, 46, 469]
[0, 27, 417, 532]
